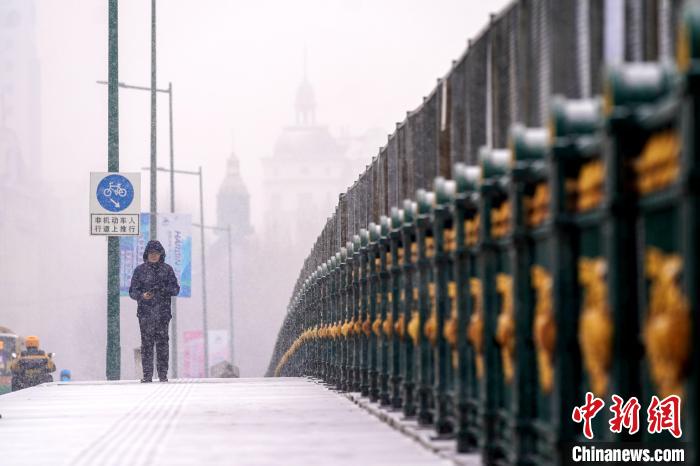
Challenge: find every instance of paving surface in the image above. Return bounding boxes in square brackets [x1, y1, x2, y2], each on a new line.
[0, 378, 452, 466]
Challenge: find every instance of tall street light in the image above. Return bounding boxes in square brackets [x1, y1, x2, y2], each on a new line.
[106, 0, 120, 380]
[143, 166, 210, 376]
[98, 79, 178, 377]
[150, 0, 157, 240]
[193, 223, 235, 367]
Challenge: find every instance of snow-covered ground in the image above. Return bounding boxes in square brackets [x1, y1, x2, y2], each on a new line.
[0, 377, 452, 466]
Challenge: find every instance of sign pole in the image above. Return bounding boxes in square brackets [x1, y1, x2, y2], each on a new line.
[150, 0, 157, 240]
[199, 167, 209, 377]
[106, 0, 121, 380]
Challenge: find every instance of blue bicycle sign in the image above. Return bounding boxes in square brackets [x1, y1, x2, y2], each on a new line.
[96, 174, 135, 212]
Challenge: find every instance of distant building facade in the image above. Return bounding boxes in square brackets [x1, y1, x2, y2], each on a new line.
[261, 72, 352, 256]
[0, 0, 45, 320]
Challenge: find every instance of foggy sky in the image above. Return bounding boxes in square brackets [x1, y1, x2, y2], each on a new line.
[2, 0, 511, 379]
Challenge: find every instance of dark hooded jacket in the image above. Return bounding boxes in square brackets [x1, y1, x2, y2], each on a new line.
[129, 240, 180, 319]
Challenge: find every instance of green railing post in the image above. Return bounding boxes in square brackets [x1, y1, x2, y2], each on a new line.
[433, 177, 457, 436]
[416, 189, 436, 426]
[378, 216, 392, 406]
[332, 254, 341, 387]
[400, 202, 417, 417]
[389, 207, 405, 410]
[550, 96, 605, 455]
[368, 223, 381, 401]
[359, 229, 370, 397]
[479, 147, 513, 463]
[340, 245, 351, 391]
[680, 7, 700, 457]
[352, 236, 362, 392]
[510, 125, 551, 463]
[452, 163, 482, 453]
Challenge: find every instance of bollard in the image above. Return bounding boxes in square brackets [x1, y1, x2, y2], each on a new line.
[478, 146, 513, 464]
[452, 163, 482, 453]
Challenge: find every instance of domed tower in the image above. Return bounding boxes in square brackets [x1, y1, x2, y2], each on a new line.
[217, 148, 253, 241]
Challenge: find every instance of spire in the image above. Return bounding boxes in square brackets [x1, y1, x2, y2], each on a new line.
[295, 47, 316, 126]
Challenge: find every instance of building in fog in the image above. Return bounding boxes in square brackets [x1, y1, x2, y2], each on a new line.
[0, 0, 42, 176]
[216, 150, 253, 241]
[0, 0, 47, 331]
[261, 71, 351, 256]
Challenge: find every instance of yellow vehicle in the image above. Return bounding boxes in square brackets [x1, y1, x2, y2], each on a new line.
[0, 326, 21, 395]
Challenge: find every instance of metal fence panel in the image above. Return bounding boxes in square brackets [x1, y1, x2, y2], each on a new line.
[466, 31, 489, 162]
[448, 56, 468, 164]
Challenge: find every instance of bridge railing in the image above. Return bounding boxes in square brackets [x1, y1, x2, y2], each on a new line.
[267, 1, 698, 463]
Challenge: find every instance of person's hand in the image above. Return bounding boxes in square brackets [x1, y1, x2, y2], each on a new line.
[143, 291, 154, 300]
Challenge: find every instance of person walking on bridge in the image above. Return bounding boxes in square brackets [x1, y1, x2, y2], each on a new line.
[129, 240, 180, 383]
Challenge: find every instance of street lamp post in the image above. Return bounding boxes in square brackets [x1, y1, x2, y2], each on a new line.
[144, 166, 210, 377]
[97, 79, 179, 377]
[150, 0, 157, 240]
[106, 0, 121, 381]
[193, 222, 235, 367]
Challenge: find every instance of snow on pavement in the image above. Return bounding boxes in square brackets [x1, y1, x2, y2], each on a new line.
[0, 377, 453, 466]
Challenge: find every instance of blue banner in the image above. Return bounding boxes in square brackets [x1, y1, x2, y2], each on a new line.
[120, 213, 192, 297]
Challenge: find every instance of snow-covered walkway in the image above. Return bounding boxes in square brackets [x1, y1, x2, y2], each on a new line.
[0, 377, 452, 466]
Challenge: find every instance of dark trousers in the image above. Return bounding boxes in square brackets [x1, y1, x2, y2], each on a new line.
[139, 314, 170, 379]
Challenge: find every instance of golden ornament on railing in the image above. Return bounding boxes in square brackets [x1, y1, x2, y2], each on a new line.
[467, 278, 484, 379]
[532, 265, 556, 393]
[372, 315, 383, 337]
[408, 311, 421, 346]
[340, 319, 350, 337]
[578, 257, 613, 397]
[353, 318, 362, 336]
[495, 274, 515, 384]
[362, 315, 372, 337]
[524, 183, 550, 228]
[424, 313, 438, 346]
[445, 281, 459, 368]
[643, 247, 691, 398]
[465, 214, 480, 247]
[394, 314, 405, 341]
[425, 237, 435, 258]
[383, 314, 394, 339]
[444, 282, 458, 348]
[575, 159, 604, 212]
[444, 227, 456, 252]
[491, 202, 511, 238]
[424, 283, 438, 346]
[633, 131, 680, 195]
